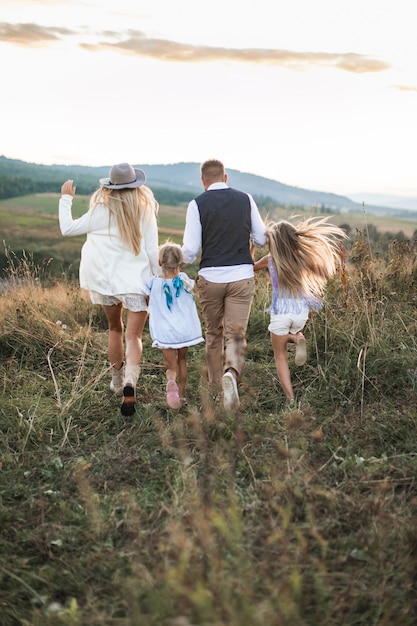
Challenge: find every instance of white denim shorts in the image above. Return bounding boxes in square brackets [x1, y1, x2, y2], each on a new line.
[268, 311, 309, 336]
[89, 291, 148, 313]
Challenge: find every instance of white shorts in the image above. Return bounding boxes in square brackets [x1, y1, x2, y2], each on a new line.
[89, 291, 148, 313]
[268, 311, 309, 336]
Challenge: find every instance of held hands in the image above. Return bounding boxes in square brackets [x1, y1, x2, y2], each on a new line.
[61, 180, 76, 197]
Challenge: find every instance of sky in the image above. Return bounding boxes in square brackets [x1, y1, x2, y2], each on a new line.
[1, 0, 417, 198]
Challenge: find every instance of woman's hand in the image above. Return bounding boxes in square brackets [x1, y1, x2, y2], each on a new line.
[61, 180, 76, 197]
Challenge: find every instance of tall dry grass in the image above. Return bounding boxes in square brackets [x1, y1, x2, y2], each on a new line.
[1, 233, 417, 625]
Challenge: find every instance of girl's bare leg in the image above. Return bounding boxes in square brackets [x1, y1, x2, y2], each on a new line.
[271, 332, 295, 401]
[176, 347, 189, 399]
[162, 348, 181, 409]
[162, 349, 178, 383]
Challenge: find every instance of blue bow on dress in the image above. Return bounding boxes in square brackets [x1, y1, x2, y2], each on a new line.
[163, 276, 189, 311]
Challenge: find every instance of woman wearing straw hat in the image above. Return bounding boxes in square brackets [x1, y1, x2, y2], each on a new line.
[59, 162, 160, 416]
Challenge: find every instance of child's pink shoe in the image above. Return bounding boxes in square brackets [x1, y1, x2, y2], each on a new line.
[166, 381, 181, 409]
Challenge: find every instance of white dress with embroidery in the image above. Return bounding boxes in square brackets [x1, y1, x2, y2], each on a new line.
[144, 272, 204, 349]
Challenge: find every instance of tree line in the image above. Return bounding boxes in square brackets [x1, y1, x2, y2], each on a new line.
[0, 173, 195, 206]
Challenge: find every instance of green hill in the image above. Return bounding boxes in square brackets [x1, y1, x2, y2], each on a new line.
[5, 155, 417, 218]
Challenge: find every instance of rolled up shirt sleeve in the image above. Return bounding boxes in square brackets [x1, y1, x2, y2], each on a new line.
[182, 200, 202, 264]
[248, 194, 267, 247]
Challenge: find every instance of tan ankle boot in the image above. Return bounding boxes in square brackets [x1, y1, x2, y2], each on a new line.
[123, 364, 141, 388]
[121, 364, 141, 416]
[110, 364, 124, 396]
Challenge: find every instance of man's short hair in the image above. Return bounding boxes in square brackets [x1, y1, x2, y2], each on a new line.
[201, 159, 225, 183]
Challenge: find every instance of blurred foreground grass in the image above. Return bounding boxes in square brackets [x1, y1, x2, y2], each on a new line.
[0, 231, 417, 625]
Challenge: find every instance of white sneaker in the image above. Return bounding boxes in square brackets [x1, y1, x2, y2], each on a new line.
[221, 372, 240, 412]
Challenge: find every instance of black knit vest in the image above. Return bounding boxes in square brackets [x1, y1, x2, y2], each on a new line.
[195, 188, 253, 269]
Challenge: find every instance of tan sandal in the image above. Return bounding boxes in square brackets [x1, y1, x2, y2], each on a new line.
[294, 335, 307, 366]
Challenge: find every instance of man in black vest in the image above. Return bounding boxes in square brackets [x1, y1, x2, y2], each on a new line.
[182, 159, 267, 412]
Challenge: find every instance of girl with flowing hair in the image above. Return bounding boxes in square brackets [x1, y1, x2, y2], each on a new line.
[59, 163, 160, 416]
[254, 216, 347, 403]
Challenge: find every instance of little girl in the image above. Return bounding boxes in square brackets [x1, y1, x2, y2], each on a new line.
[254, 216, 347, 403]
[144, 242, 204, 409]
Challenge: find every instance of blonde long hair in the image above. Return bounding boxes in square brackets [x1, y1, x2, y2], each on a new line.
[267, 216, 347, 300]
[90, 185, 159, 255]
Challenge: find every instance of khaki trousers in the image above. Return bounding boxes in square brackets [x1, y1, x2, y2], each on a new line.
[197, 276, 255, 384]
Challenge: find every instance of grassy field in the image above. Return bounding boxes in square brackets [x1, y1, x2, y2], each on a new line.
[0, 217, 417, 624]
[1, 192, 416, 281]
[1, 192, 416, 248]
[0, 194, 187, 276]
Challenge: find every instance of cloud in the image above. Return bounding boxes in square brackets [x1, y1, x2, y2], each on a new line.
[0, 22, 390, 73]
[3, 0, 70, 4]
[391, 84, 417, 93]
[79, 33, 389, 73]
[0, 22, 74, 45]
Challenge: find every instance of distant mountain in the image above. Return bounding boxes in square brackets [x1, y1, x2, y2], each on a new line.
[1, 156, 416, 218]
[347, 192, 417, 212]
[134, 162, 360, 211]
